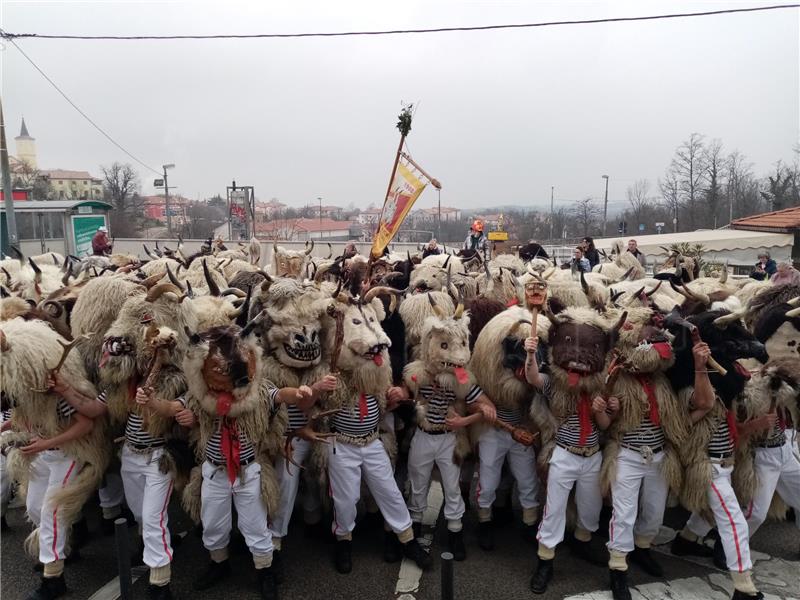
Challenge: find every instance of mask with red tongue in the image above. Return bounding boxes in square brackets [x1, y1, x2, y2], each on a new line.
[372, 353, 383, 366]
[453, 366, 470, 384]
[567, 371, 582, 387]
[652, 342, 672, 360]
[733, 361, 751, 380]
[99, 350, 110, 368]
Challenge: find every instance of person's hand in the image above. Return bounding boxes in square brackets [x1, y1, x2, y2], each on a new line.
[478, 401, 497, 424]
[751, 413, 777, 433]
[606, 396, 620, 414]
[386, 386, 409, 410]
[135, 387, 153, 407]
[295, 386, 316, 411]
[524, 337, 538, 354]
[312, 375, 338, 394]
[21, 437, 50, 455]
[445, 413, 469, 430]
[175, 408, 196, 428]
[692, 342, 711, 370]
[592, 396, 607, 414]
[47, 372, 70, 395]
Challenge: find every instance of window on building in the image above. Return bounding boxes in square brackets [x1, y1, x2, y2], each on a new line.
[58, 181, 63, 185]
[17, 213, 37, 240]
[41, 213, 64, 239]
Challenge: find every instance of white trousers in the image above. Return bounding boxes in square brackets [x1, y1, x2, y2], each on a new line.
[98, 471, 125, 511]
[476, 427, 539, 511]
[201, 461, 273, 558]
[537, 446, 602, 550]
[328, 439, 412, 537]
[407, 430, 465, 530]
[271, 437, 321, 539]
[686, 463, 752, 573]
[120, 446, 174, 568]
[607, 448, 669, 554]
[745, 435, 800, 536]
[26, 450, 82, 564]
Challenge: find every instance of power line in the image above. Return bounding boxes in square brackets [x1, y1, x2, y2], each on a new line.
[6, 38, 161, 175]
[0, 4, 797, 41]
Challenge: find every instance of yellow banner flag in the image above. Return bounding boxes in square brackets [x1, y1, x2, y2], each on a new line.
[371, 160, 426, 259]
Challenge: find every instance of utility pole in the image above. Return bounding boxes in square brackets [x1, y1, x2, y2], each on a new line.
[163, 163, 175, 236]
[437, 188, 441, 241]
[601, 175, 609, 237]
[0, 98, 19, 248]
[318, 196, 322, 228]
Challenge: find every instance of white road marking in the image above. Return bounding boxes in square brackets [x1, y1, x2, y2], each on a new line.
[395, 481, 444, 598]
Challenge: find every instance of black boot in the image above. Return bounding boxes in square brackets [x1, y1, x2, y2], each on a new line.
[25, 575, 67, 600]
[71, 518, 89, 549]
[272, 549, 284, 585]
[713, 538, 727, 570]
[671, 533, 713, 557]
[147, 583, 173, 600]
[257, 566, 278, 600]
[447, 530, 466, 561]
[402, 538, 432, 570]
[412, 521, 422, 540]
[521, 523, 538, 545]
[731, 592, 763, 600]
[1, 515, 9, 531]
[529, 558, 553, 594]
[567, 534, 604, 566]
[383, 531, 403, 563]
[609, 569, 632, 600]
[494, 504, 514, 526]
[477, 521, 494, 551]
[193, 559, 232, 591]
[334, 540, 352, 574]
[629, 546, 663, 577]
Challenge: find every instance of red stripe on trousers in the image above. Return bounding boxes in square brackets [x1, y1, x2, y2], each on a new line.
[52, 461, 77, 561]
[328, 481, 340, 536]
[711, 482, 743, 572]
[159, 480, 174, 561]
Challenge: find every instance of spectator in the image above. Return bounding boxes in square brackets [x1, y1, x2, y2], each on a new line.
[463, 220, 489, 262]
[581, 237, 600, 269]
[627, 239, 648, 268]
[770, 261, 800, 286]
[91, 226, 112, 256]
[422, 239, 442, 258]
[750, 252, 777, 281]
[572, 247, 591, 273]
[342, 241, 358, 259]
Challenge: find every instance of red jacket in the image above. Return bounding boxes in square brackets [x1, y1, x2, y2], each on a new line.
[92, 231, 112, 255]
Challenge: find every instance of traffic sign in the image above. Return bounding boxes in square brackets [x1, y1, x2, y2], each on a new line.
[488, 231, 508, 241]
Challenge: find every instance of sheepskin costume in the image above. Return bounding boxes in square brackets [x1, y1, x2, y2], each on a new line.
[599, 307, 688, 495]
[0, 318, 109, 559]
[180, 323, 286, 523]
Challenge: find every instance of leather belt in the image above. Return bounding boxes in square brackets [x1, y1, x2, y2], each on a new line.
[708, 451, 734, 460]
[620, 443, 664, 455]
[208, 455, 257, 468]
[557, 442, 600, 457]
[126, 442, 165, 454]
[756, 437, 786, 449]
[418, 426, 449, 435]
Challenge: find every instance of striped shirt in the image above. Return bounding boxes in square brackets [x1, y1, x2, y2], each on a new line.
[708, 416, 735, 456]
[621, 416, 665, 449]
[556, 412, 600, 448]
[419, 384, 483, 426]
[1, 408, 11, 423]
[57, 397, 76, 420]
[119, 392, 185, 448]
[332, 394, 381, 437]
[287, 404, 308, 431]
[205, 387, 279, 465]
[760, 417, 786, 447]
[496, 406, 524, 426]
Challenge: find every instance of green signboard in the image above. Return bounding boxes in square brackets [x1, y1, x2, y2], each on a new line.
[71, 215, 106, 257]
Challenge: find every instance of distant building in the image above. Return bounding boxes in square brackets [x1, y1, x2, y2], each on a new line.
[308, 204, 344, 219]
[40, 169, 104, 201]
[255, 199, 287, 220]
[357, 207, 383, 225]
[14, 117, 37, 169]
[412, 207, 462, 223]
[475, 213, 503, 230]
[256, 217, 361, 241]
[142, 194, 190, 226]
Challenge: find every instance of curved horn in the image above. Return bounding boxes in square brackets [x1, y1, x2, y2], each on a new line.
[442, 254, 451, 268]
[140, 271, 166, 289]
[0, 285, 9, 298]
[427, 292, 445, 318]
[713, 312, 741, 329]
[1, 267, 11, 285]
[236, 285, 253, 328]
[28, 257, 42, 284]
[611, 310, 629, 337]
[145, 283, 183, 303]
[787, 306, 800, 318]
[610, 288, 624, 305]
[543, 306, 559, 326]
[0, 330, 8, 352]
[202, 259, 221, 296]
[446, 264, 452, 292]
[331, 279, 343, 299]
[51, 253, 59, 265]
[619, 266, 635, 282]
[43, 299, 64, 318]
[240, 309, 267, 337]
[326, 242, 333, 260]
[624, 287, 646, 307]
[9, 245, 24, 263]
[453, 288, 465, 319]
[580, 270, 590, 296]
[260, 271, 274, 293]
[645, 281, 663, 296]
[273, 241, 278, 254]
[786, 296, 800, 308]
[186, 281, 195, 299]
[166, 263, 186, 291]
[305, 239, 315, 256]
[220, 287, 247, 298]
[143, 243, 158, 259]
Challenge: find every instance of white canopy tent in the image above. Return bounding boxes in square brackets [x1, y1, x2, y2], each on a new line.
[592, 229, 793, 268]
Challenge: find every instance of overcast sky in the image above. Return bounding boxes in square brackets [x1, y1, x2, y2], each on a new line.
[2, 0, 798, 215]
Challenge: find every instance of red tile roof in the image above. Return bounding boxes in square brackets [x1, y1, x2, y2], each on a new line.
[256, 217, 355, 233]
[731, 206, 800, 233]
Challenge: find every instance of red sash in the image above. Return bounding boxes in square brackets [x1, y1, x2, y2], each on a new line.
[635, 375, 661, 427]
[217, 392, 240, 484]
[578, 392, 593, 446]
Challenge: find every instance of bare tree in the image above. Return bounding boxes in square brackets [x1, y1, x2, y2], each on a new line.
[569, 197, 601, 237]
[659, 171, 681, 232]
[665, 133, 706, 230]
[702, 139, 725, 228]
[626, 179, 654, 228]
[725, 150, 753, 223]
[101, 162, 141, 237]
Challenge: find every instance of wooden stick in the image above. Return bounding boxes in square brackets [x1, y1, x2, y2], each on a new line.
[400, 152, 441, 189]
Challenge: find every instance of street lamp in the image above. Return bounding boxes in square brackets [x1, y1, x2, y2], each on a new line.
[317, 196, 322, 228]
[601, 175, 609, 237]
[163, 163, 175, 236]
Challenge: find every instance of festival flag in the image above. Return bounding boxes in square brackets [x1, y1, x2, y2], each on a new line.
[371, 159, 427, 258]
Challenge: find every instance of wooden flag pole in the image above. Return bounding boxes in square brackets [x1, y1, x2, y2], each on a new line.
[377, 106, 414, 232]
[400, 152, 441, 189]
